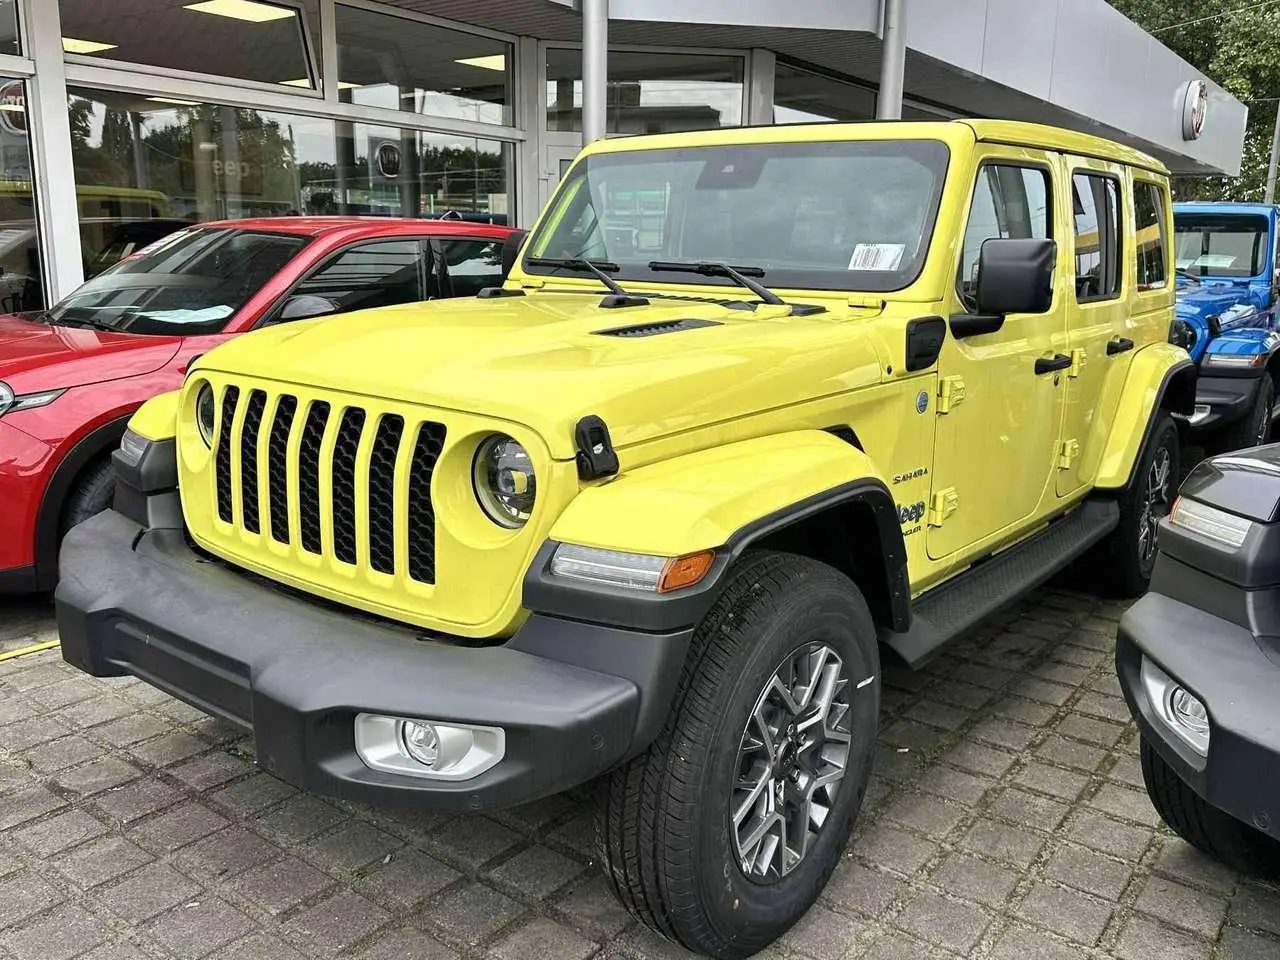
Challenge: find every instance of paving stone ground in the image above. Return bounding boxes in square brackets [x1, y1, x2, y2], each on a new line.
[2, 582, 1279, 960]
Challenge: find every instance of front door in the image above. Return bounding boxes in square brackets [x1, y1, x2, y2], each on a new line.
[1056, 159, 1128, 498]
[926, 150, 1070, 561]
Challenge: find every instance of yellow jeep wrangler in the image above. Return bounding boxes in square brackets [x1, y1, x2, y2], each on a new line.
[57, 120, 1193, 959]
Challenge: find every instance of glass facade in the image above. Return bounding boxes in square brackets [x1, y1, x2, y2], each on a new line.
[66, 86, 513, 267]
[58, 0, 318, 89]
[0, 78, 41, 309]
[546, 49, 744, 134]
[336, 4, 511, 124]
[0, 1, 17, 57]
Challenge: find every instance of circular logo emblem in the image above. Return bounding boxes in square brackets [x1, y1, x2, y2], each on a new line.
[0, 81, 25, 137]
[1180, 79, 1209, 141]
[375, 141, 402, 179]
[915, 390, 929, 414]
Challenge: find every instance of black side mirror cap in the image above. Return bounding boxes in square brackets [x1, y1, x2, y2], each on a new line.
[279, 294, 340, 322]
[975, 237, 1056, 317]
[501, 229, 529, 280]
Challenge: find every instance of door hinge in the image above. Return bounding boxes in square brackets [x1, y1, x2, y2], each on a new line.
[937, 376, 966, 414]
[1068, 348, 1087, 378]
[1056, 439, 1080, 470]
[928, 488, 959, 526]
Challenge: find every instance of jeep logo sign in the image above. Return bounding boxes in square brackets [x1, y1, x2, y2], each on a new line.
[0, 81, 25, 137]
[375, 142, 402, 179]
[1180, 79, 1208, 141]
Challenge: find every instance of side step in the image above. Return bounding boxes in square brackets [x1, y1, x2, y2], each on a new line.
[883, 499, 1119, 669]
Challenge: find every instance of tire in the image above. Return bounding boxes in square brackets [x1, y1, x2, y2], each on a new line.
[1101, 414, 1179, 598]
[1141, 738, 1280, 878]
[61, 458, 115, 535]
[595, 551, 880, 959]
[1210, 375, 1274, 454]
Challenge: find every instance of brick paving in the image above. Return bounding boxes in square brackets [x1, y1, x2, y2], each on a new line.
[1, 586, 1279, 960]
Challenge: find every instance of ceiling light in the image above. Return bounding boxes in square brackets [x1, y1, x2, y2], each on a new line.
[455, 55, 506, 72]
[146, 97, 199, 106]
[281, 78, 358, 90]
[62, 37, 118, 55]
[0, 104, 21, 112]
[183, 0, 295, 23]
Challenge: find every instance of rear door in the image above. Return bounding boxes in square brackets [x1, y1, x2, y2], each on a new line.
[1056, 159, 1128, 498]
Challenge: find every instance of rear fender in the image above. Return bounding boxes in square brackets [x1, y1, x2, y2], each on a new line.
[1096, 344, 1194, 490]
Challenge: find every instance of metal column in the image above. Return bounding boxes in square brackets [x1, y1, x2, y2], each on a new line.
[581, 0, 608, 144]
[876, 0, 906, 121]
[1265, 101, 1280, 204]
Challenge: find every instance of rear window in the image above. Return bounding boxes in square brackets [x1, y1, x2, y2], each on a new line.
[1134, 182, 1168, 291]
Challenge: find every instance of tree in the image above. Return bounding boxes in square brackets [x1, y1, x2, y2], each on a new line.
[1110, 0, 1280, 199]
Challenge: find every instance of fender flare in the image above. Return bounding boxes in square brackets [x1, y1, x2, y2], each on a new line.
[523, 431, 910, 634]
[1096, 351, 1195, 491]
[33, 415, 131, 589]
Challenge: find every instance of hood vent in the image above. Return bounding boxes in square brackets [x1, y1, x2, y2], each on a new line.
[594, 318, 722, 338]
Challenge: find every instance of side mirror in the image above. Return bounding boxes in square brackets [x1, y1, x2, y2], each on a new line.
[500, 229, 528, 280]
[279, 294, 339, 322]
[953, 238, 1056, 337]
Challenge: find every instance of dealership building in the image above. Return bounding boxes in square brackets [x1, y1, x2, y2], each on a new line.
[0, 0, 1249, 310]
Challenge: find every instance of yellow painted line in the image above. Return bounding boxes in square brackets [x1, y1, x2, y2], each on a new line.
[0, 639, 60, 662]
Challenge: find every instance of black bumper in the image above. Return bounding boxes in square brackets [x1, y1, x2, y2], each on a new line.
[1190, 373, 1261, 433]
[56, 510, 692, 811]
[1117, 592, 1280, 841]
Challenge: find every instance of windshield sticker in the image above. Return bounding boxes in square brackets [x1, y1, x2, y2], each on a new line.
[848, 243, 905, 271]
[1190, 254, 1239, 269]
[138, 305, 234, 324]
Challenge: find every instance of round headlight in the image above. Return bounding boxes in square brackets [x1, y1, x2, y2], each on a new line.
[473, 434, 536, 528]
[195, 383, 216, 447]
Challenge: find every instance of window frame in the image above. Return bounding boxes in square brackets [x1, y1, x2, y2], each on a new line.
[1070, 169, 1124, 305]
[433, 235, 506, 298]
[954, 158, 1055, 307]
[1132, 177, 1171, 294]
[255, 234, 436, 327]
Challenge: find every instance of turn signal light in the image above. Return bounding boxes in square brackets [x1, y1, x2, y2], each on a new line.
[659, 551, 714, 593]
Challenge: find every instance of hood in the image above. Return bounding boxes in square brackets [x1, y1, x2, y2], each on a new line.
[194, 292, 887, 459]
[1174, 281, 1261, 323]
[0, 314, 182, 393]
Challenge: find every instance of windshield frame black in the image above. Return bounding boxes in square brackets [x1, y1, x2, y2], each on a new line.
[523, 138, 952, 295]
[1173, 213, 1270, 279]
[45, 226, 313, 336]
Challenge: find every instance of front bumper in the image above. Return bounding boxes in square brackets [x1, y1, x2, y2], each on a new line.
[56, 510, 692, 811]
[1117, 592, 1280, 840]
[1188, 373, 1262, 433]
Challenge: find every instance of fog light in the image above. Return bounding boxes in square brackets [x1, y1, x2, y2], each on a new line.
[353, 713, 504, 780]
[1140, 656, 1210, 756]
[400, 720, 440, 767]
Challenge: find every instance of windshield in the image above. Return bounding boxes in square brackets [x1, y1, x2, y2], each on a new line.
[525, 139, 950, 294]
[45, 227, 308, 335]
[1174, 214, 1269, 278]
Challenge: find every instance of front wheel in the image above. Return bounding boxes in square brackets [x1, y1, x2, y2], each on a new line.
[1100, 414, 1179, 598]
[595, 551, 880, 959]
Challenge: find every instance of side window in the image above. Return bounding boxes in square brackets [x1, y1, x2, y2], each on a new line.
[958, 164, 1050, 304]
[1072, 173, 1121, 301]
[292, 240, 429, 316]
[439, 239, 504, 298]
[1134, 181, 1168, 291]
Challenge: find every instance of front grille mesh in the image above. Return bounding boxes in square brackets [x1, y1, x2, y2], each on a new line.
[212, 386, 444, 582]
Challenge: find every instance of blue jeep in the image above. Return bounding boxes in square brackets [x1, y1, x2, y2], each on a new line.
[1172, 201, 1280, 451]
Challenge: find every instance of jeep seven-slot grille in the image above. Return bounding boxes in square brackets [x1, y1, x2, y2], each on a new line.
[212, 386, 445, 582]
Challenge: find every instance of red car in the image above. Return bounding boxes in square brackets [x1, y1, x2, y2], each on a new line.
[0, 216, 518, 593]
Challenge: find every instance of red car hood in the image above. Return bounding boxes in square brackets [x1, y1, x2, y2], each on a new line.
[0, 314, 182, 393]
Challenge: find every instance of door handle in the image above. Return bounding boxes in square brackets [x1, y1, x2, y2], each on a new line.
[1106, 337, 1135, 356]
[1035, 354, 1073, 375]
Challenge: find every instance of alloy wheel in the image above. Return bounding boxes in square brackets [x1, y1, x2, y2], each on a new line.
[1137, 445, 1172, 565]
[731, 642, 853, 882]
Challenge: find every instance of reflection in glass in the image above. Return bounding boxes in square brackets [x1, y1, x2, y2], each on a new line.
[0, 78, 43, 310]
[0, 1, 17, 57]
[65, 87, 513, 269]
[336, 4, 511, 125]
[546, 49, 743, 134]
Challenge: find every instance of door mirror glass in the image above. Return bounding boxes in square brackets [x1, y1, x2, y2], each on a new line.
[279, 294, 340, 322]
[976, 238, 1056, 316]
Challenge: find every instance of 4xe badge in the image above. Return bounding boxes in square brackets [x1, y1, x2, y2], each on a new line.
[915, 390, 929, 414]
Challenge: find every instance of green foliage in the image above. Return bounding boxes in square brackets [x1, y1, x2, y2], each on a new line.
[1110, 0, 1280, 198]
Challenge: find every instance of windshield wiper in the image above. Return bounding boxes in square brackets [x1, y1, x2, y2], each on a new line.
[1175, 267, 1203, 285]
[525, 257, 649, 308]
[647, 260, 824, 315]
[49, 316, 120, 332]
